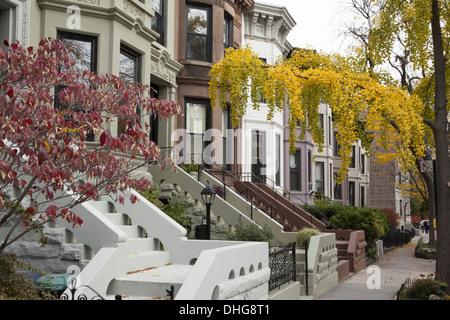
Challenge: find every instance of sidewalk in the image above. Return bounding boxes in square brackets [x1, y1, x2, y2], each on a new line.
[314, 233, 436, 300]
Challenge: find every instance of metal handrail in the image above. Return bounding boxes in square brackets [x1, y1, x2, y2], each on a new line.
[179, 152, 279, 221]
[240, 171, 328, 223]
[157, 148, 326, 229]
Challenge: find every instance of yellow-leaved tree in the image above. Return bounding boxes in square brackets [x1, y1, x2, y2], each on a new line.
[210, 46, 425, 182]
[211, 0, 450, 294]
[342, 0, 449, 293]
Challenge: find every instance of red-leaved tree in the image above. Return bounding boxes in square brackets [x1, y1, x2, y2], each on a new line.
[0, 38, 182, 254]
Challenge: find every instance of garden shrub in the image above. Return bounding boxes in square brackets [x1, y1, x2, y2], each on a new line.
[139, 183, 191, 231]
[405, 278, 447, 300]
[0, 254, 50, 300]
[296, 227, 321, 249]
[325, 204, 389, 246]
[227, 218, 274, 246]
[379, 208, 400, 228]
[306, 203, 343, 221]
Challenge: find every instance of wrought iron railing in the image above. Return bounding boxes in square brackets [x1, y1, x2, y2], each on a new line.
[176, 151, 279, 221]
[379, 228, 415, 250]
[60, 277, 105, 300]
[240, 171, 328, 224]
[268, 242, 296, 291]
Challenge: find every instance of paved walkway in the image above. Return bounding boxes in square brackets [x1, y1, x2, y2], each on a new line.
[314, 233, 436, 300]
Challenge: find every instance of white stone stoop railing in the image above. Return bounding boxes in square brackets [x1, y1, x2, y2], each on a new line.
[149, 166, 296, 245]
[296, 233, 339, 297]
[60, 188, 270, 300]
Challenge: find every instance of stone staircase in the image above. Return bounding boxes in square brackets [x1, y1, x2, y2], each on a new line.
[65, 199, 191, 300]
[59, 188, 270, 300]
[235, 181, 328, 232]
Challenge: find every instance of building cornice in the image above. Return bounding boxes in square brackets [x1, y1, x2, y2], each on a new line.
[243, 1, 296, 54]
[235, 0, 254, 11]
[37, 0, 158, 42]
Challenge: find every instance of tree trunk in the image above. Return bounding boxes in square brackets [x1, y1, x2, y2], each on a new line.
[430, 0, 450, 293]
[416, 155, 437, 247]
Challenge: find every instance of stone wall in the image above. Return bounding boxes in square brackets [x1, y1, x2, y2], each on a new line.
[1, 224, 89, 274]
[211, 268, 270, 300]
[296, 233, 338, 297]
[369, 146, 396, 210]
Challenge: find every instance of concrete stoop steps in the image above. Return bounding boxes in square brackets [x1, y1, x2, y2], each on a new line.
[91, 201, 193, 300]
[108, 264, 193, 300]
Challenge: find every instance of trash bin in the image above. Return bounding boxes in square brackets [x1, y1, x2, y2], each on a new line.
[35, 273, 72, 297]
[195, 224, 208, 239]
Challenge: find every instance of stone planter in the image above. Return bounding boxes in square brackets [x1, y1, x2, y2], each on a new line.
[414, 246, 436, 259]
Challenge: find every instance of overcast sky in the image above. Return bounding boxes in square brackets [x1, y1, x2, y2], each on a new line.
[277, 0, 356, 54]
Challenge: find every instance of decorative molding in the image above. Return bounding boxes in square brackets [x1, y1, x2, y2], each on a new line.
[77, 0, 98, 5]
[123, 0, 144, 20]
[151, 45, 182, 86]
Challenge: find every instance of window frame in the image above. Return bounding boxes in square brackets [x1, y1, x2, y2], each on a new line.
[224, 12, 233, 55]
[251, 130, 267, 183]
[184, 98, 212, 164]
[315, 162, 324, 194]
[333, 173, 342, 200]
[56, 31, 98, 141]
[118, 44, 142, 136]
[289, 149, 301, 191]
[57, 31, 98, 74]
[151, 0, 166, 46]
[185, 3, 212, 62]
[119, 44, 142, 84]
[349, 181, 356, 206]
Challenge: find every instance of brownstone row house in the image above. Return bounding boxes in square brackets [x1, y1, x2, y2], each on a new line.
[172, 0, 253, 177]
[2, 0, 410, 245]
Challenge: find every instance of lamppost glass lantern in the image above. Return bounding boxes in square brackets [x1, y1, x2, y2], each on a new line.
[201, 184, 216, 205]
[200, 181, 216, 240]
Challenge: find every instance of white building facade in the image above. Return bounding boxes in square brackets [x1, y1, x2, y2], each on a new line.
[241, 1, 296, 192]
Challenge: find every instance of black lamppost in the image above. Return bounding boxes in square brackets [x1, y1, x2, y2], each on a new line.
[201, 181, 216, 240]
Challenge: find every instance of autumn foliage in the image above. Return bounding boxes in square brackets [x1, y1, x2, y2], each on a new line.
[209, 46, 426, 181]
[0, 38, 181, 252]
[379, 208, 400, 229]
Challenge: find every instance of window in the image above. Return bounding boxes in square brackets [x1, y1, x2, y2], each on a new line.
[315, 162, 324, 194]
[252, 130, 266, 183]
[118, 45, 141, 136]
[333, 132, 341, 157]
[222, 106, 231, 169]
[224, 12, 233, 55]
[349, 181, 355, 206]
[152, 0, 165, 45]
[349, 146, 356, 168]
[58, 32, 98, 75]
[361, 153, 366, 174]
[328, 116, 332, 145]
[276, 134, 281, 186]
[0, 3, 15, 51]
[334, 173, 342, 200]
[290, 150, 301, 191]
[149, 83, 159, 144]
[361, 186, 365, 208]
[186, 4, 212, 62]
[185, 99, 211, 164]
[57, 32, 98, 141]
[308, 150, 312, 185]
[330, 163, 333, 198]
[119, 45, 141, 84]
[319, 114, 324, 138]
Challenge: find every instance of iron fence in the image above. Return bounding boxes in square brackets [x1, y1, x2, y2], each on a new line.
[268, 242, 296, 291]
[380, 228, 415, 250]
